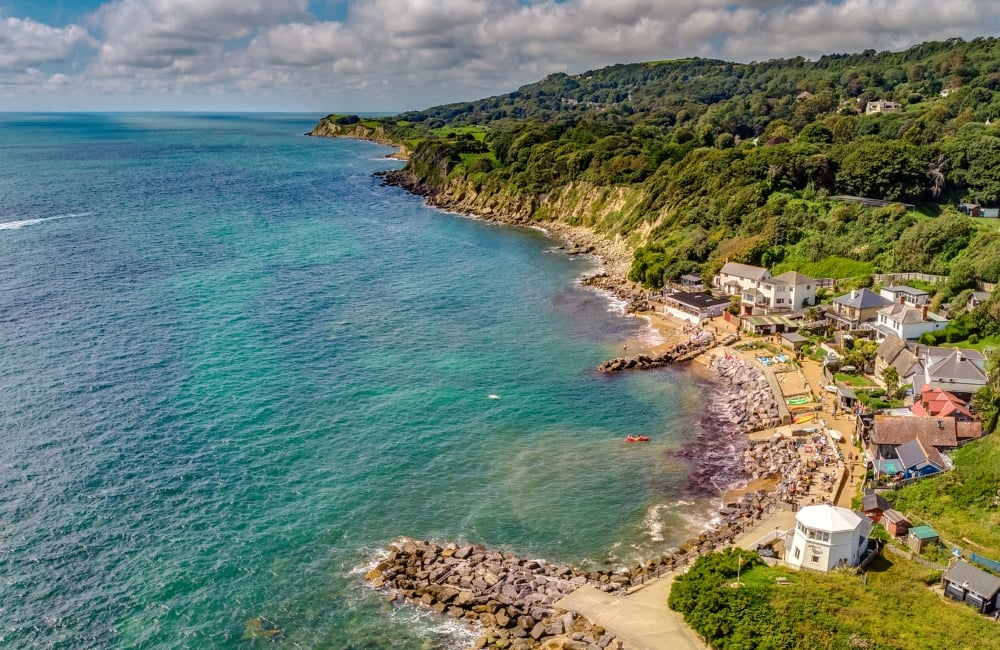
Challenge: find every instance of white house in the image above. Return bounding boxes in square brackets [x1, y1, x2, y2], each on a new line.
[662, 291, 730, 324]
[713, 262, 815, 315]
[869, 302, 948, 341]
[866, 100, 902, 115]
[879, 285, 930, 307]
[917, 346, 988, 396]
[785, 504, 872, 573]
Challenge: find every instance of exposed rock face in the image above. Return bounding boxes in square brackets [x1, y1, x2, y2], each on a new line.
[308, 118, 411, 158]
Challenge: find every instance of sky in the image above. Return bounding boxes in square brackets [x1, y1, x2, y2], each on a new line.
[1, 0, 999, 113]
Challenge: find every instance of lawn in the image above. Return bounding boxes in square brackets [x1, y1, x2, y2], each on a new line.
[939, 333, 1000, 352]
[834, 372, 879, 388]
[431, 125, 488, 141]
[771, 554, 1000, 650]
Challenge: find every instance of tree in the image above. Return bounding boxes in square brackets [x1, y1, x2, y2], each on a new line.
[882, 366, 900, 399]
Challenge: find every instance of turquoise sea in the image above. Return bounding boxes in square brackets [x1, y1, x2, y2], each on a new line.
[0, 114, 740, 649]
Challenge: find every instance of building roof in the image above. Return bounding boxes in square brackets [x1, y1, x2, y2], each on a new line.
[833, 288, 893, 310]
[871, 416, 958, 448]
[926, 349, 989, 384]
[881, 509, 909, 525]
[795, 504, 868, 533]
[719, 261, 769, 281]
[896, 437, 947, 470]
[944, 560, 1000, 598]
[744, 314, 795, 327]
[957, 420, 984, 441]
[680, 273, 703, 283]
[883, 285, 930, 297]
[772, 271, 814, 286]
[908, 525, 939, 540]
[781, 332, 808, 343]
[879, 303, 948, 325]
[665, 291, 730, 310]
[912, 387, 974, 420]
[862, 489, 890, 512]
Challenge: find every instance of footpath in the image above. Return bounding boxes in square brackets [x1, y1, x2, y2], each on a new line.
[554, 574, 707, 650]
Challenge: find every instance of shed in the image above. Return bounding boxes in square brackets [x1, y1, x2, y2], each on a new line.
[907, 525, 939, 553]
[780, 331, 808, 351]
[943, 560, 1000, 614]
[861, 489, 890, 523]
[679, 273, 704, 289]
[881, 509, 910, 537]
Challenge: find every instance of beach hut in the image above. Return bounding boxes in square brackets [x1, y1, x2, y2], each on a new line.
[943, 560, 1000, 614]
[907, 525, 939, 553]
[861, 489, 891, 523]
[881, 509, 910, 537]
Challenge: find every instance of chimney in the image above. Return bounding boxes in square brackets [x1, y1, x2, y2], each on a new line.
[914, 344, 920, 358]
[852, 289, 858, 299]
[921, 305, 928, 320]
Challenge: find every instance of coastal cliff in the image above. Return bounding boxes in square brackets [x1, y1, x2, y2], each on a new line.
[380, 167, 644, 295]
[308, 117, 412, 158]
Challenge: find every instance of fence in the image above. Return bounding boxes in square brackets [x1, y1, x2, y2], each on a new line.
[971, 552, 1000, 573]
[872, 272, 947, 285]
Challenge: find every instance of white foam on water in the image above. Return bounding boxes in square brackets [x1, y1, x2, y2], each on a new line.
[0, 212, 92, 231]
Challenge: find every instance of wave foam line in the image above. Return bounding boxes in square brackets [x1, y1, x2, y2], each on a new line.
[0, 212, 92, 230]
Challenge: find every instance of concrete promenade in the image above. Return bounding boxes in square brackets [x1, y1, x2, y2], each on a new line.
[555, 577, 708, 650]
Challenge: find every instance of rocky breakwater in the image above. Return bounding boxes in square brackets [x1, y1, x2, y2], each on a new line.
[578, 272, 650, 313]
[709, 354, 781, 432]
[366, 540, 631, 649]
[597, 328, 715, 373]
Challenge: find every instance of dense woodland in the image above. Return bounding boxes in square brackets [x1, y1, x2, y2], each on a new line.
[331, 37, 1000, 311]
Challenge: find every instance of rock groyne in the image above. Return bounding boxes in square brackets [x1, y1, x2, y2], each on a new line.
[366, 483, 787, 649]
[709, 353, 781, 432]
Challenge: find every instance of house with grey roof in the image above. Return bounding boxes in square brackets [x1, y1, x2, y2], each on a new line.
[874, 335, 919, 386]
[917, 347, 989, 396]
[967, 290, 992, 311]
[943, 560, 1000, 615]
[828, 288, 893, 329]
[868, 301, 948, 341]
[713, 262, 815, 315]
[879, 285, 930, 307]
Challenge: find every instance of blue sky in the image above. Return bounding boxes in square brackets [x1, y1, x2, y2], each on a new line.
[1, 0, 999, 112]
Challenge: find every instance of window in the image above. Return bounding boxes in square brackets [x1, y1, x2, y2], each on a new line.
[794, 546, 801, 560]
[811, 554, 821, 564]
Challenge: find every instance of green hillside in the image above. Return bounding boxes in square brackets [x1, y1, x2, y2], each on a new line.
[322, 38, 1000, 309]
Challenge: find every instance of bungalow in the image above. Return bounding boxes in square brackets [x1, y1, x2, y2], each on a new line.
[678, 273, 705, 290]
[879, 286, 930, 307]
[742, 314, 797, 336]
[868, 301, 948, 341]
[967, 290, 992, 311]
[784, 504, 872, 573]
[662, 291, 730, 324]
[958, 202, 982, 217]
[866, 100, 902, 114]
[828, 288, 893, 329]
[943, 560, 1000, 615]
[865, 415, 958, 466]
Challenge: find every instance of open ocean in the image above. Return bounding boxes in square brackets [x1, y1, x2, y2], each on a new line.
[0, 114, 741, 649]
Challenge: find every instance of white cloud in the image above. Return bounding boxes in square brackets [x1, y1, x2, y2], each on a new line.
[0, 16, 91, 70]
[3, 0, 1000, 110]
